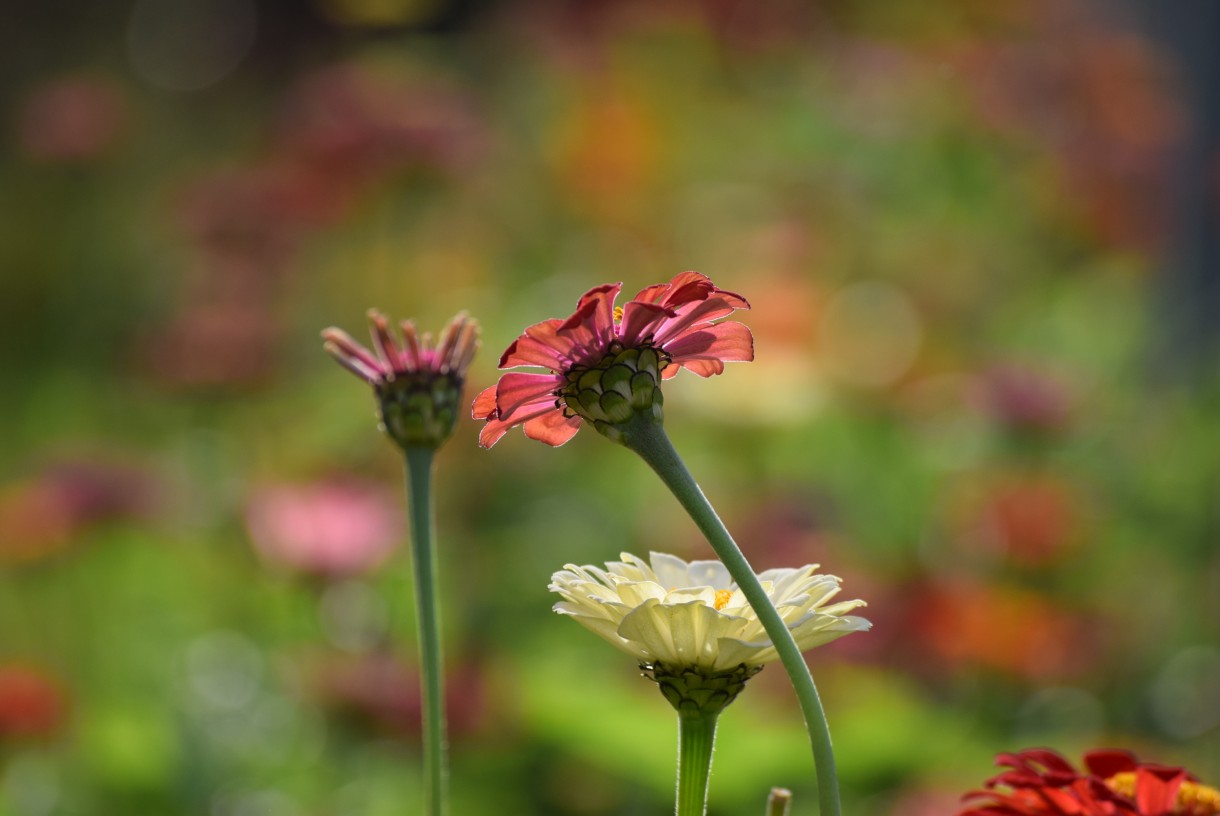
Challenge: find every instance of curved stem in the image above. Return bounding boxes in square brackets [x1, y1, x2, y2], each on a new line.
[623, 418, 841, 816]
[404, 447, 447, 816]
[676, 711, 719, 816]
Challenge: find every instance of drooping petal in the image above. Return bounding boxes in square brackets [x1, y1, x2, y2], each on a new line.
[477, 414, 514, 448]
[661, 321, 754, 363]
[475, 385, 563, 448]
[493, 372, 564, 420]
[522, 409, 582, 446]
[321, 327, 384, 381]
[471, 384, 498, 420]
[674, 358, 724, 378]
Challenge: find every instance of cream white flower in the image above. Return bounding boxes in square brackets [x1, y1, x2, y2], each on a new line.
[549, 551, 870, 673]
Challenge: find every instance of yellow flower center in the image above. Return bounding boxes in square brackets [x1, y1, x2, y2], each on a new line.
[613, 305, 624, 324]
[1104, 773, 1220, 815]
[713, 589, 733, 611]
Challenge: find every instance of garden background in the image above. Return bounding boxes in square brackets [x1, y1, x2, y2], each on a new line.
[2, 0, 1219, 814]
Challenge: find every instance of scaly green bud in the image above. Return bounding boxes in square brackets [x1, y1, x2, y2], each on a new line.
[559, 342, 668, 442]
[377, 371, 464, 450]
[641, 661, 762, 718]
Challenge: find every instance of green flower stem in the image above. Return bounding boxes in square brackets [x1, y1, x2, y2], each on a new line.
[676, 710, 719, 816]
[404, 446, 447, 816]
[622, 417, 841, 816]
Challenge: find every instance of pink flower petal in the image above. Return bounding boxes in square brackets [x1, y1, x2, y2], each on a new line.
[617, 301, 673, 345]
[651, 295, 748, 345]
[501, 318, 573, 367]
[660, 271, 749, 311]
[500, 334, 570, 369]
[366, 311, 401, 371]
[477, 396, 563, 448]
[675, 358, 724, 378]
[662, 321, 754, 364]
[657, 271, 715, 308]
[493, 372, 563, 420]
[471, 385, 498, 420]
[523, 410, 582, 446]
[478, 415, 514, 448]
[557, 284, 619, 357]
[577, 282, 621, 337]
[630, 281, 670, 305]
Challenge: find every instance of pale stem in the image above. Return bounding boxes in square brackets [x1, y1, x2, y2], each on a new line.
[768, 788, 795, 816]
[623, 417, 841, 816]
[404, 446, 448, 816]
[676, 710, 719, 816]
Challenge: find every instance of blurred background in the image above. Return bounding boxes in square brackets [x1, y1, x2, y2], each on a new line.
[2, 0, 1219, 813]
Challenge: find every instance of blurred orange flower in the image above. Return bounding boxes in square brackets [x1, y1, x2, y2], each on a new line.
[910, 580, 1093, 680]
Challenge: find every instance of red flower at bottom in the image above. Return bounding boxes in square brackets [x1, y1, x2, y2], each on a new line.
[960, 748, 1219, 816]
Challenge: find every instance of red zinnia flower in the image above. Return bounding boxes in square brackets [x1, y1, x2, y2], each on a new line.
[959, 748, 1220, 816]
[323, 311, 479, 449]
[473, 271, 753, 447]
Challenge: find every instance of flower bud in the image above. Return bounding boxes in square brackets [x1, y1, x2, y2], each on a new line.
[641, 661, 761, 718]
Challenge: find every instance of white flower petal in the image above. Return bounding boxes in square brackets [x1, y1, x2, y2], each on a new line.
[549, 551, 870, 672]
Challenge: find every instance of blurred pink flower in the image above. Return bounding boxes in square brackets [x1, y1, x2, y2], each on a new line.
[0, 459, 157, 565]
[275, 63, 485, 184]
[473, 271, 753, 447]
[18, 75, 127, 162]
[246, 481, 403, 578]
[0, 665, 66, 740]
[978, 364, 1074, 434]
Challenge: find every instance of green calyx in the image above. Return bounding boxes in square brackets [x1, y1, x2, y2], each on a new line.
[560, 345, 667, 443]
[376, 372, 463, 450]
[641, 661, 762, 718]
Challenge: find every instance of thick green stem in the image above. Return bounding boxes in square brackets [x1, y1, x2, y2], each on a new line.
[676, 711, 719, 816]
[404, 447, 447, 816]
[622, 417, 841, 816]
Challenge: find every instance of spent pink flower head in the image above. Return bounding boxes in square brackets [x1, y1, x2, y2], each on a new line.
[473, 271, 753, 447]
[323, 311, 479, 449]
[246, 481, 404, 578]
